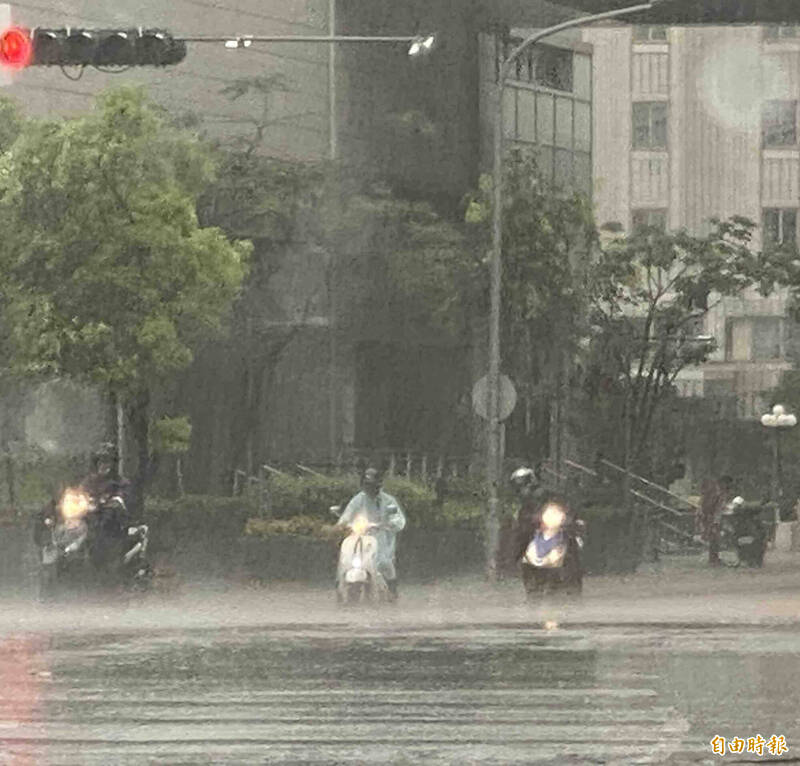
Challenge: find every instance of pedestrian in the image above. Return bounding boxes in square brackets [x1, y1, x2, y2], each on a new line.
[699, 475, 733, 566]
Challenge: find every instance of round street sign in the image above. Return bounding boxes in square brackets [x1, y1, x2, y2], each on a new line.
[472, 374, 517, 421]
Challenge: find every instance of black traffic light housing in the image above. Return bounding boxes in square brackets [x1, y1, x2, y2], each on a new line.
[6, 27, 187, 68]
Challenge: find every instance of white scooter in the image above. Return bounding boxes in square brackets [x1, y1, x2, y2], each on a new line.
[331, 506, 390, 604]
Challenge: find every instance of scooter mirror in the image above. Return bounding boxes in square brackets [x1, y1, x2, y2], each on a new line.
[329, 505, 341, 516]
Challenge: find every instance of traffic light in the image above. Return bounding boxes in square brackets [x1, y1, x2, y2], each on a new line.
[0, 27, 187, 69]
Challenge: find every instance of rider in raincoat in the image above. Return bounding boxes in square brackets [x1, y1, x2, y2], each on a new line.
[337, 467, 406, 599]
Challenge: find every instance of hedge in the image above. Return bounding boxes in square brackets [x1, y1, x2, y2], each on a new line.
[258, 473, 482, 529]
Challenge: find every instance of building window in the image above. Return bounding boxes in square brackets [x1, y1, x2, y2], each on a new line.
[763, 208, 798, 248]
[500, 39, 573, 93]
[725, 317, 783, 361]
[764, 25, 800, 40]
[534, 46, 573, 92]
[632, 102, 667, 149]
[632, 209, 667, 232]
[633, 26, 667, 42]
[763, 100, 797, 146]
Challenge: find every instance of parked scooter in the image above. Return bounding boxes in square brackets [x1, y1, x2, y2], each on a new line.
[520, 500, 585, 600]
[719, 496, 770, 568]
[330, 505, 389, 604]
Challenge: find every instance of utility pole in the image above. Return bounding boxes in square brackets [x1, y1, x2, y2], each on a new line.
[327, 0, 338, 466]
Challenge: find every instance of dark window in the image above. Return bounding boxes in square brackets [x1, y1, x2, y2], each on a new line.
[763, 208, 798, 248]
[632, 102, 667, 149]
[764, 25, 800, 40]
[632, 209, 667, 232]
[752, 317, 783, 361]
[534, 46, 573, 92]
[763, 100, 797, 146]
[633, 26, 667, 42]
[705, 378, 735, 399]
[725, 317, 783, 361]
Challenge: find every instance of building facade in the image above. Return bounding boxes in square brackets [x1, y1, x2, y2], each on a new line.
[585, 23, 800, 419]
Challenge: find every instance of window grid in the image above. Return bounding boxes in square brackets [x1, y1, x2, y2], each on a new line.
[762, 100, 798, 147]
[632, 208, 668, 232]
[764, 25, 800, 40]
[633, 26, 667, 42]
[763, 208, 798, 248]
[632, 102, 668, 150]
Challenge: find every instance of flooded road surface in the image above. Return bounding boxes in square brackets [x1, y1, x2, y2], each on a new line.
[1, 578, 799, 765]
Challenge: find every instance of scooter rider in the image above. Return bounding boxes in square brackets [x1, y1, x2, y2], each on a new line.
[80, 442, 133, 576]
[33, 442, 129, 548]
[337, 467, 406, 600]
[510, 466, 549, 562]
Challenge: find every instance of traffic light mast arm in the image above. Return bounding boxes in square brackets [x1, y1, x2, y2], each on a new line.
[180, 34, 428, 44]
[0, 27, 436, 70]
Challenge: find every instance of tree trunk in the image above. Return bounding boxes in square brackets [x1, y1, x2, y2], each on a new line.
[176, 455, 185, 497]
[129, 388, 151, 519]
[5, 450, 15, 511]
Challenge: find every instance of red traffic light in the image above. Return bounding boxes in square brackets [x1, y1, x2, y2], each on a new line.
[0, 27, 32, 69]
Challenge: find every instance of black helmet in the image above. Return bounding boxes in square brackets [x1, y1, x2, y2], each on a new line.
[92, 442, 118, 470]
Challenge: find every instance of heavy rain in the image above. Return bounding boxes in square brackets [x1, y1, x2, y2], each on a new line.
[3, 1, 800, 764]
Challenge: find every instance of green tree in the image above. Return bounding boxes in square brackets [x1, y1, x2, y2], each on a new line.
[0, 86, 251, 511]
[464, 150, 598, 462]
[581, 216, 781, 483]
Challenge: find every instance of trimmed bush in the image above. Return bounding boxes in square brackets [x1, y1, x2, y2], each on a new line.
[144, 494, 257, 552]
[264, 474, 359, 520]
[257, 473, 481, 529]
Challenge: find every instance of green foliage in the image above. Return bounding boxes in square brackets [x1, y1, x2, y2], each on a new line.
[0, 96, 24, 154]
[151, 415, 192, 455]
[0, 86, 252, 396]
[258, 473, 482, 529]
[263, 473, 359, 520]
[143, 494, 257, 552]
[580, 216, 784, 470]
[463, 150, 598, 458]
[244, 515, 340, 540]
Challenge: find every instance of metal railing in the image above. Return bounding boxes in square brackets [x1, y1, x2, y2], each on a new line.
[556, 457, 702, 557]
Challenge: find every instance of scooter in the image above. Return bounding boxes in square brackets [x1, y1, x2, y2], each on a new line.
[520, 501, 585, 600]
[720, 496, 770, 568]
[331, 505, 389, 604]
[38, 487, 153, 599]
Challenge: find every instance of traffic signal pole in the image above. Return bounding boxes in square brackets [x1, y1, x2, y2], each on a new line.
[0, 26, 435, 70]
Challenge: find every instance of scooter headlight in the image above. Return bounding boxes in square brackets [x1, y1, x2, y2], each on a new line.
[351, 516, 369, 536]
[542, 504, 566, 531]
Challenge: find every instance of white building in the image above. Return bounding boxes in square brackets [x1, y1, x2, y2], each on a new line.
[584, 23, 800, 419]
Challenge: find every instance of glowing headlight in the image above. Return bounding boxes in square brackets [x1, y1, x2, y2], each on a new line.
[542, 504, 566, 531]
[60, 488, 91, 520]
[352, 516, 369, 536]
[351, 555, 363, 570]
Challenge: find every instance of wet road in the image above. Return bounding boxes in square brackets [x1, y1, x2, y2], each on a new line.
[1, 575, 800, 765]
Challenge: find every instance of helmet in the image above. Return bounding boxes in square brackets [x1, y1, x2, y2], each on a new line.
[92, 442, 118, 470]
[510, 466, 537, 494]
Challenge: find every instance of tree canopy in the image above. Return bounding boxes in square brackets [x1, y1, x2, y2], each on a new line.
[0, 87, 251, 508]
[0, 87, 251, 396]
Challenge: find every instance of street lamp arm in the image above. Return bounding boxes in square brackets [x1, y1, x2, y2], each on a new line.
[500, 2, 657, 79]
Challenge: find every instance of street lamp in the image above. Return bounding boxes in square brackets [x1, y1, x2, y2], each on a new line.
[485, 1, 666, 579]
[761, 404, 797, 526]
